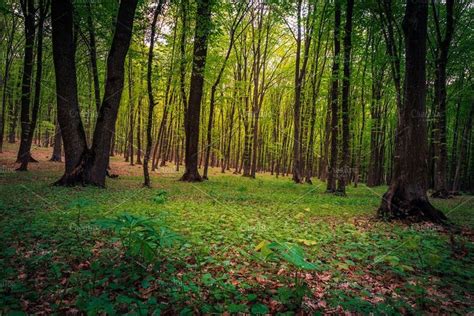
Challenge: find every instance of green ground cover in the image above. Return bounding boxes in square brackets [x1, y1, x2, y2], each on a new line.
[1, 167, 473, 314]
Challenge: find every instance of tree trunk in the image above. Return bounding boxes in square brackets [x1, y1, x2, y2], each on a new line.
[18, 0, 49, 171]
[86, 1, 101, 114]
[50, 120, 62, 162]
[452, 105, 473, 192]
[378, 0, 446, 223]
[326, 1, 341, 192]
[16, 0, 36, 164]
[432, 0, 455, 198]
[52, 0, 138, 186]
[181, 0, 212, 182]
[336, 0, 354, 195]
[51, 0, 89, 180]
[144, 0, 164, 187]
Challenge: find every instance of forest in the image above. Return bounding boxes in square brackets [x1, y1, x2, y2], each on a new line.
[0, 0, 473, 314]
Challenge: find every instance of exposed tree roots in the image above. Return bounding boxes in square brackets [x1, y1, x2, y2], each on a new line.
[431, 189, 452, 199]
[378, 187, 448, 224]
[180, 171, 203, 182]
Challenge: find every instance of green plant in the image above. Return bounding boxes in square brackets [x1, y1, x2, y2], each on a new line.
[256, 241, 317, 310]
[94, 213, 179, 262]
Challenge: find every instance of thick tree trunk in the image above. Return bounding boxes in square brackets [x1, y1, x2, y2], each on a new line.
[51, 0, 89, 181]
[326, 2, 341, 193]
[181, 0, 212, 182]
[378, 0, 446, 223]
[52, 0, 138, 186]
[84, 0, 138, 186]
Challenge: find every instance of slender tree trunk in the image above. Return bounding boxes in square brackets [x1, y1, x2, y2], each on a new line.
[18, 0, 49, 171]
[127, 58, 135, 165]
[432, 0, 455, 198]
[17, 0, 36, 164]
[181, 0, 212, 182]
[378, 0, 446, 223]
[144, 0, 164, 187]
[326, 1, 341, 192]
[336, 0, 354, 195]
[292, 0, 304, 183]
[203, 7, 245, 179]
[452, 105, 473, 192]
[87, 1, 101, 114]
[0, 15, 18, 153]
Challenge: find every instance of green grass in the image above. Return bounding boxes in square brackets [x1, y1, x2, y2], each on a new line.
[1, 167, 473, 314]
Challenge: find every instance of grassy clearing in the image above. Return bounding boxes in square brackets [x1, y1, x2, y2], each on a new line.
[1, 149, 473, 314]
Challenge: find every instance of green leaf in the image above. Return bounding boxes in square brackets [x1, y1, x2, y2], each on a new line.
[251, 303, 269, 315]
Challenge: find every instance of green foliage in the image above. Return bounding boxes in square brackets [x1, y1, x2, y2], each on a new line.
[1, 172, 473, 314]
[94, 213, 179, 262]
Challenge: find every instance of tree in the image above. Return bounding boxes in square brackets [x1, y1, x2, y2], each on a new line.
[16, 0, 36, 164]
[51, 0, 139, 186]
[292, 0, 315, 184]
[336, 0, 354, 195]
[431, 0, 455, 198]
[17, 0, 50, 171]
[326, 1, 341, 193]
[144, 0, 166, 187]
[181, 0, 212, 182]
[378, 0, 447, 223]
[202, 1, 248, 180]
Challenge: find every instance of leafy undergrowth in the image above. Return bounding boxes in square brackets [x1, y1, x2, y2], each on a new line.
[1, 162, 473, 314]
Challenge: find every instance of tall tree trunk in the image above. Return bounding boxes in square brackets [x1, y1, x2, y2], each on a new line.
[87, 1, 101, 114]
[127, 58, 135, 165]
[18, 0, 49, 171]
[0, 14, 18, 153]
[17, 0, 36, 164]
[432, 0, 455, 198]
[292, 0, 304, 183]
[378, 0, 446, 223]
[326, 1, 341, 193]
[181, 0, 212, 182]
[144, 0, 165, 187]
[336, 0, 354, 195]
[51, 0, 89, 178]
[52, 0, 138, 186]
[203, 3, 246, 179]
[452, 105, 473, 192]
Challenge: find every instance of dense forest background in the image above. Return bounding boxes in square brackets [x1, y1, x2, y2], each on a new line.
[1, 0, 472, 192]
[1, 0, 474, 313]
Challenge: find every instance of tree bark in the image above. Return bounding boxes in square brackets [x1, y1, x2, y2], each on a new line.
[432, 0, 455, 198]
[18, 0, 49, 171]
[144, 0, 165, 187]
[326, 1, 341, 192]
[52, 0, 138, 186]
[16, 0, 36, 164]
[378, 0, 446, 223]
[181, 0, 212, 182]
[50, 120, 62, 162]
[336, 0, 354, 195]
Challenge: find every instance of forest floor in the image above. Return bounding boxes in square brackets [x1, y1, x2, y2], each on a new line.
[1, 144, 474, 314]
